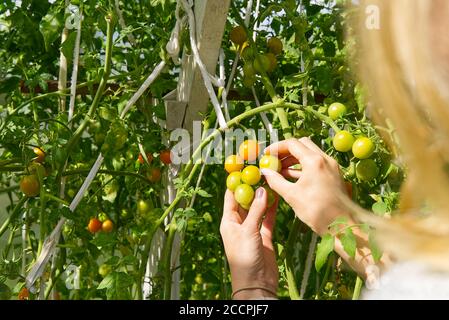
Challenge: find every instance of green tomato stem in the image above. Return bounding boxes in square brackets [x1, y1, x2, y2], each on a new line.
[285, 218, 301, 300]
[62, 169, 150, 185]
[4, 225, 16, 258]
[162, 219, 178, 300]
[0, 185, 20, 193]
[0, 196, 27, 238]
[352, 276, 363, 300]
[306, 106, 340, 132]
[0, 166, 25, 173]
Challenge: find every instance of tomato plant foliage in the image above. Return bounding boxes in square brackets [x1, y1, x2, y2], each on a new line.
[0, 0, 403, 300]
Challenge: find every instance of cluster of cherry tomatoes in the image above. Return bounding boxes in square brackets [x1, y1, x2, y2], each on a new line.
[87, 215, 114, 234]
[329, 102, 379, 182]
[224, 140, 278, 209]
[19, 147, 47, 198]
[137, 149, 172, 183]
[230, 26, 283, 88]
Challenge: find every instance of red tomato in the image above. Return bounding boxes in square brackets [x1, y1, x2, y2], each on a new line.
[160, 150, 172, 165]
[88, 218, 102, 233]
[138, 153, 153, 165]
[147, 168, 162, 183]
[18, 287, 29, 300]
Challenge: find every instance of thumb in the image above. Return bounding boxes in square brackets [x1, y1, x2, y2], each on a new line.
[261, 168, 294, 201]
[243, 187, 267, 229]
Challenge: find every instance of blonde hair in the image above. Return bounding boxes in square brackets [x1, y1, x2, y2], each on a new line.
[351, 0, 449, 270]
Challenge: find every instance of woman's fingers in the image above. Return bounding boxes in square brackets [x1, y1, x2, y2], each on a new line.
[264, 138, 326, 170]
[261, 168, 295, 202]
[280, 168, 302, 180]
[299, 137, 335, 163]
[222, 190, 243, 224]
[243, 187, 268, 230]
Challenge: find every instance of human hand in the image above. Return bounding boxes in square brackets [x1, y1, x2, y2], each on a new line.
[220, 187, 278, 300]
[262, 137, 349, 235]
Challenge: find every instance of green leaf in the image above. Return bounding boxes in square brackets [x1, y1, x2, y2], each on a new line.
[196, 189, 212, 198]
[61, 31, 77, 61]
[97, 273, 114, 290]
[341, 228, 356, 258]
[315, 234, 334, 271]
[39, 12, 62, 52]
[369, 232, 383, 262]
[372, 201, 388, 216]
[98, 272, 134, 300]
[91, 232, 117, 248]
[121, 255, 139, 266]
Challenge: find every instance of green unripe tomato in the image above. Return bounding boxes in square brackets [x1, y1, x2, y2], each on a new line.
[226, 171, 242, 191]
[259, 155, 282, 172]
[241, 46, 255, 61]
[137, 199, 152, 216]
[356, 159, 379, 182]
[243, 62, 256, 77]
[241, 165, 261, 186]
[203, 212, 213, 223]
[328, 102, 347, 120]
[234, 184, 255, 206]
[243, 75, 256, 88]
[253, 54, 271, 74]
[352, 137, 375, 159]
[98, 212, 108, 223]
[120, 208, 130, 220]
[98, 264, 112, 277]
[333, 130, 355, 152]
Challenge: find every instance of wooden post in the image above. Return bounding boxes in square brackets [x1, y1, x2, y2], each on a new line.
[167, 0, 231, 133]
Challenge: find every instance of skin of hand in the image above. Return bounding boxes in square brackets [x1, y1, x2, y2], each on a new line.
[262, 137, 392, 279]
[220, 187, 279, 299]
[262, 137, 348, 236]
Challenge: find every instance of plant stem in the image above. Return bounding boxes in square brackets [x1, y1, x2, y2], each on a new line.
[63, 169, 150, 185]
[0, 196, 27, 238]
[316, 253, 334, 299]
[0, 185, 19, 193]
[44, 268, 62, 300]
[162, 219, 177, 300]
[352, 276, 363, 300]
[306, 106, 340, 132]
[4, 226, 16, 258]
[42, 192, 70, 206]
[0, 166, 24, 173]
[285, 218, 301, 300]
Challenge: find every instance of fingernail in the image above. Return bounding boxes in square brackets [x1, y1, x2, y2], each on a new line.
[256, 187, 265, 198]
